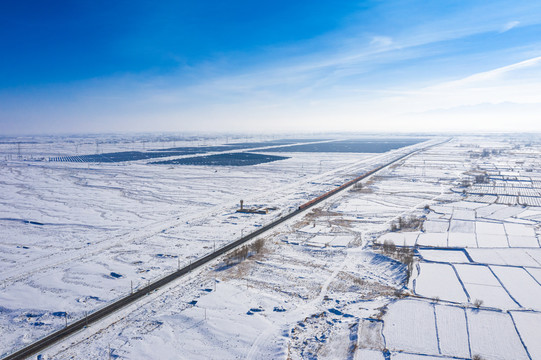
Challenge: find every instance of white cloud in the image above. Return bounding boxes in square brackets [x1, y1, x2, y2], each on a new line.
[370, 36, 393, 47]
[4, 1, 541, 135]
[500, 20, 520, 33]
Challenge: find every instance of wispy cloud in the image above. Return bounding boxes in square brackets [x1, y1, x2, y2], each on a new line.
[4, 0, 541, 134]
[435, 55, 541, 87]
[370, 36, 393, 47]
[500, 20, 520, 32]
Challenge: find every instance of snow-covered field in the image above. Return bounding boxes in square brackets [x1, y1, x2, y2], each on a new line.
[414, 262, 468, 303]
[376, 136, 541, 360]
[2, 134, 541, 359]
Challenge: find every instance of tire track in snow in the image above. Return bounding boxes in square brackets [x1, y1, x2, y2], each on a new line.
[246, 252, 349, 360]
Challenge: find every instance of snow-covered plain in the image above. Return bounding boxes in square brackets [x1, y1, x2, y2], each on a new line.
[0, 135, 430, 357]
[2, 134, 541, 359]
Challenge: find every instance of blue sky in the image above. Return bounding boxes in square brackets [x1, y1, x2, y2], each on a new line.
[2, 0, 541, 134]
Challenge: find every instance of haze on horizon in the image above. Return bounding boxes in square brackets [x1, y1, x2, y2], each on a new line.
[1, 0, 541, 136]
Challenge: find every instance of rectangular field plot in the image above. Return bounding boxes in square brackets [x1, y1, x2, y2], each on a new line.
[416, 233, 448, 247]
[454, 264, 517, 309]
[504, 223, 536, 237]
[476, 221, 506, 235]
[382, 299, 439, 355]
[490, 266, 541, 310]
[467, 248, 541, 267]
[452, 209, 476, 220]
[476, 233, 509, 248]
[435, 305, 470, 358]
[517, 209, 541, 221]
[475, 204, 509, 219]
[415, 263, 468, 302]
[488, 206, 525, 220]
[511, 311, 541, 360]
[423, 220, 449, 232]
[449, 220, 475, 233]
[448, 232, 477, 248]
[508, 235, 539, 247]
[417, 249, 470, 263]
[467, 309, 529, 360]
